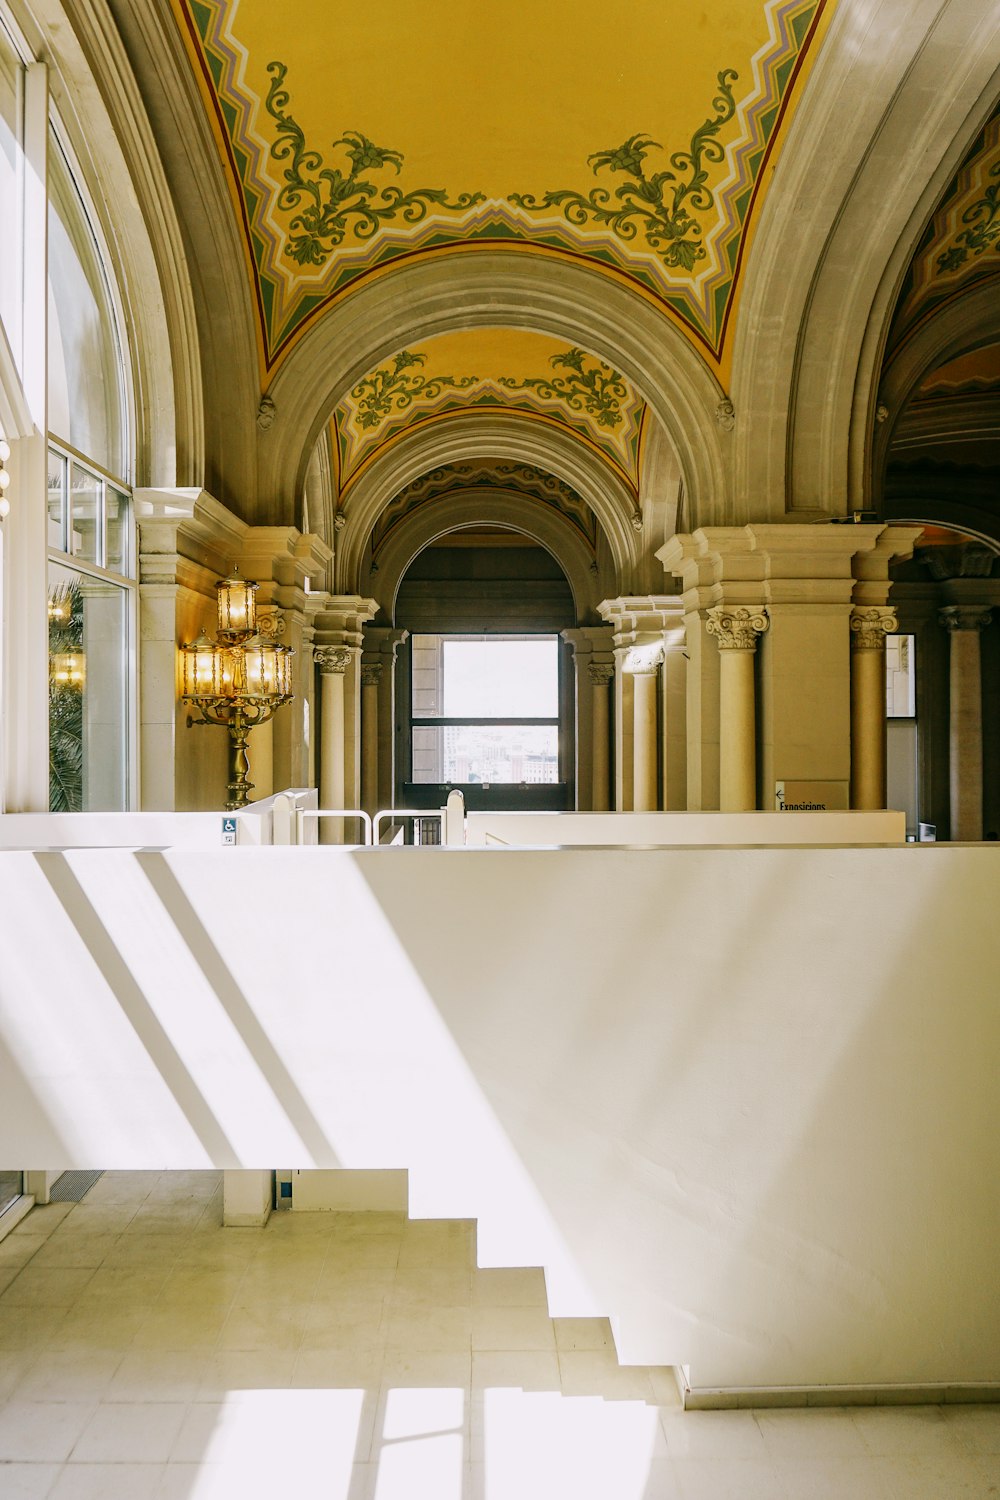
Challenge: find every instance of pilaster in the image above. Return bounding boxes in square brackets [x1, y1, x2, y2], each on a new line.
[361, 626, 408, 814]
[308, 594, 379, 811]
[659, 525, 915, 812]
[599, 596, 684, 810]
[562, 625, 614, 810]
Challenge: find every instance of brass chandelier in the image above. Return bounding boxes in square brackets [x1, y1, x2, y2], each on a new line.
[180, 570, 293, 810]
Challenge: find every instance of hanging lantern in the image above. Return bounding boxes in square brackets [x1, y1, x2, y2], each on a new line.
[240, 633, 287, 698]
[180, 632, 225, 698]
[50, 652, 85, 689]
[216, 568, 258, 638]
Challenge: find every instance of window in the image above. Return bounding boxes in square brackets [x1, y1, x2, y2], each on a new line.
[47, 445, 133, 811]
[411, 634, 560, 785]
[886, 634, 915, 718]
[0, 21, 22, 354]
[47, 131, 126, 477]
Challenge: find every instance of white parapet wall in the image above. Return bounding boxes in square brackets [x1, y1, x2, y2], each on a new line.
[0, 842, 996, 1396]
[462, 809, 906, 847]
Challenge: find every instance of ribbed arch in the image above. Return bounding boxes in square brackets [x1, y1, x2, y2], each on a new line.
[335, 409, 638, 599]
[258, 250, 726, 529]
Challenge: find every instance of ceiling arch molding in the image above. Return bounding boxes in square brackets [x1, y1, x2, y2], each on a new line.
[335, 409, 639, 599]
[370, 488, 602, 626]
[257, 251, 727, 531]
[870, 280, 1000, 496]
[729, 0, 1000, 519]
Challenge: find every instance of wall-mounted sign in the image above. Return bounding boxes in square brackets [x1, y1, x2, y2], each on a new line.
[774, 780, 849, 812]
[221, 815, 238, 845]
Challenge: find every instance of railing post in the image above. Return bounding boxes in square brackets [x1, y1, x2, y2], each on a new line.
[445, 789, 465, 846]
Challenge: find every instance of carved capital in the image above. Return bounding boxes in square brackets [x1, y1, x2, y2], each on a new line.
[360, 662, 383, 688]
[314, 646, 351, 675]
[939, 605, 993, 633]
[850, 606, 896, 651]
[706, 605, 768, 651]
[587, 662, 614, 687]
[623, 643, 664, 676]
[257, 609, 286, 639]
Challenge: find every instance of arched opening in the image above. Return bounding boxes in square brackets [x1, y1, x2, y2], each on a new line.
[393, 525, 576, 813]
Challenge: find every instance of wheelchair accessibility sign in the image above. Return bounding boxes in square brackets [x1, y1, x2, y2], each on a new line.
[221, 816, 238, 846]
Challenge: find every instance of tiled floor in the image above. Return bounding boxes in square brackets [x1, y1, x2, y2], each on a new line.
[0, 1172, 996, 1498]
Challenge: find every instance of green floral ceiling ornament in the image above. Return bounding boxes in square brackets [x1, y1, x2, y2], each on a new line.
[265, 62, 486, 267]
[350, 350, 480, 429]
[499, 348, 628, 428]
[937, 160, 1000, 273]
[510, 70, 738, 273]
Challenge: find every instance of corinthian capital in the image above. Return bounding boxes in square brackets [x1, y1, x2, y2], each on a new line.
[938, 605, 993, 634]
[850, 606, 897, 651]
[706, 605, 768, 651]
[314, 647, 351, 675]
[587, 662, 614, 687]
[360, 663, 383, 688]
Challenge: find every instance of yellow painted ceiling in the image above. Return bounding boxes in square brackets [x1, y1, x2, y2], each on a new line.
[889, 107, 1000, 361]
[173, 0, 834, 377]
[333, 330, 645, 495]
[917, 344, 1000, 399]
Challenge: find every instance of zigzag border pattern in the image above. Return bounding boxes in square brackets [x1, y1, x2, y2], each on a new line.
[335, 376, 645, 488]
[185, 0, 824, 370]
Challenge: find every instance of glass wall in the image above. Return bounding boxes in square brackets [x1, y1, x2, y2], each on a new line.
[0, 20, 22, 357]
[47, 447, 131, 811]
[47, 131, 125, 478]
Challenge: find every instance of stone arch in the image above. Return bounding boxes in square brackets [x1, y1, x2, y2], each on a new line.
[335, 409, 639, 598]
[730, 0, 1000, 518]
[257, 251, 727, 529]
[370, 488, 600, 625]
[32, 0, 204, 486]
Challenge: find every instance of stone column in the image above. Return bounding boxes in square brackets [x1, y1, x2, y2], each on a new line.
[625, 645, 663, 812]
[361, 661, 382, 815]
[706, 606, 768, 811]
[939, 606, 992, 841]
[849, 607, 896, 810]
[588, 662, 614, 811]
[316, 647, 350, 842]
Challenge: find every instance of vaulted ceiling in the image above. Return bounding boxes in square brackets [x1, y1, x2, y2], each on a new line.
[171, 0, 834, 382]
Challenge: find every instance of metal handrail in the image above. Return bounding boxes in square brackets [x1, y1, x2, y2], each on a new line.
[293, 808, 373, 846]
[372, 808, 443, 846]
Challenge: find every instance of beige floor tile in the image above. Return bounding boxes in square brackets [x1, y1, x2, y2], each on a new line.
[106, 1350, 209, 1402]
[671, 1454, 789, 1500]
[755, 1405, 870, 1458]
[72, 1402, 187, 1463]
[49, 1462, 166, 1499]
[0, 1401, 96, 1462]
[29, 1236, 121, 1271]
[384, 1305, 471, 1353]
[852, 1404, 971, 1456]
[292, 1348, 384, 1390]
[773, 1454, 900, 1500]
[472, 1305, 556, 1352]
[943, 1406, 1000, 1454]
[660, 1408, 769, 1459]
[195, 1348, 297, 1397]
[0, 1234, 49, 1266]
[552, 1316, 615, 1352]
[2, 1269, 96, 1308]
[388, 1267, 472, 1309]
[557, 1349, 654, 1400]
[471, 1350, 561, 1390]
[470, 1266, 547, 1308]
[13, 1351, 122, 1402]
[0, 1461, 62, 1498]
[380, 1350, 473, 1389]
